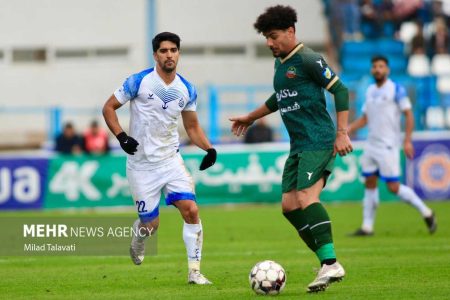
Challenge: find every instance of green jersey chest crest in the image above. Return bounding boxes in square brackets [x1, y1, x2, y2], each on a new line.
[286, 66, 297, 79]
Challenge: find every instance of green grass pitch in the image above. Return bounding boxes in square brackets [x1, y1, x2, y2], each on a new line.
[0, 201, 449, 299]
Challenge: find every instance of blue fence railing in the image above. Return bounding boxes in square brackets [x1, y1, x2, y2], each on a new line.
[0, 75, 446, 144]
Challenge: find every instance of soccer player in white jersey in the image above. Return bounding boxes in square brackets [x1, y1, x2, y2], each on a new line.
[102, 32, 216, 284]
[348, 55, 436, 236]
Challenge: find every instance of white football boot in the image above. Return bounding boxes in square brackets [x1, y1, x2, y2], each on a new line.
[188, 270, 212, 285]
[307, 261, 345, 293]
[129, 219, 145, 265]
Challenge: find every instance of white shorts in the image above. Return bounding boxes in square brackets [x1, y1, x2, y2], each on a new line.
[360, 145, 401, 182]
[126, 153, 196, 223]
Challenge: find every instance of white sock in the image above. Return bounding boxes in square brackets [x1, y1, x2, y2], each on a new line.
[183, 221, 203, 272]
[362, 188, 379, 232]
[397, 184, 432, 217]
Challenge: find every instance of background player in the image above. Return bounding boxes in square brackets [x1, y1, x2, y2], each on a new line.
[102, 32, 217, 284]
[348, 55, 437, 236]
[229, 5, 352, 293]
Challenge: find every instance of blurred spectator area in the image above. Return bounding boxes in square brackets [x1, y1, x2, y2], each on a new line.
[333, 0, 450, 133]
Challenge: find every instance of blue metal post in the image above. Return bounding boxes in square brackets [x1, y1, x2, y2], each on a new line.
[208, 85, 219, 144]
[147, 0, 157, 67]
[49, 106, 62, 139]
[246, 87, 255, 111]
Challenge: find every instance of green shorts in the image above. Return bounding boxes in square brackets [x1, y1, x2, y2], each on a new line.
[282, 150, 335, 193]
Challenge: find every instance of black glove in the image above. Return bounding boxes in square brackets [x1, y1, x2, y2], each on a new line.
[116, 132, 139, 155]
[199, 148, 217, 170]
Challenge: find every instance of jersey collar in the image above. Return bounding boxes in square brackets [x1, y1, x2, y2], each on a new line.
[279, 43, 303, 64]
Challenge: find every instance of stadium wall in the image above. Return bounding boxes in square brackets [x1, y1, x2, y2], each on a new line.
[0, 0, 326, 144]
[1, 138, 449, 211]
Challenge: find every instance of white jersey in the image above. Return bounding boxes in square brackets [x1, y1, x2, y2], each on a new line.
[362, 79, 412, 148]
[114, 68, 197, 170]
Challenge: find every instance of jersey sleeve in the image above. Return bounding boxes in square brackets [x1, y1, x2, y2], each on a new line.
[303, 53, 339, 90]
[178, 74, 197, 112]
[361, 88, 370, 114]
[114, 69, 151, 104]
[361, 102, 367, 114]
[265, 93, 278, 112]
[183, 85, 197, 112]
[394, 84, 412, 111]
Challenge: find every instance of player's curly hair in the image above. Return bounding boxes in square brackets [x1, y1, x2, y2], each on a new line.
[254, 5, 297, 34]
[152, 32, 181, 52]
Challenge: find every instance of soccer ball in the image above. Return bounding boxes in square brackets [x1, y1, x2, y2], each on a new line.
[249, 260, 286, 295]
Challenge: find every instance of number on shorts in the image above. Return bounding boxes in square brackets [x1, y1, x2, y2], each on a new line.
[135, 200, 147, 213]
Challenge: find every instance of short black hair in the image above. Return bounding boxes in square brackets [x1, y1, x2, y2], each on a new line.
[152, 32, 181, 52]
[254, 5, 297, 34]
[371, 55, 389, 65]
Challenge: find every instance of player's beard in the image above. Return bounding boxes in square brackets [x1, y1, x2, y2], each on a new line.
[270, 47, 282, 58]
[373, 73, 387, 84]
[270, 47, 290, 59]
[161, 60, 176, 73]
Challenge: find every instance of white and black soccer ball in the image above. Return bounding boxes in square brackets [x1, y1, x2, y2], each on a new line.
[249, 260, 286, 295]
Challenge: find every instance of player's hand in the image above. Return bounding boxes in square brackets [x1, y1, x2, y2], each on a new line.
[404, 140, 415, 159]
[229, 115, 254, 136]
[199, 148, 217, 170]
[116, 132, 139, 155]
[334, 131, 353, 156]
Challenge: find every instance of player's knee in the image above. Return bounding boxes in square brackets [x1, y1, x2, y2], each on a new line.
[296, 190, 316, 208]
[387, 182, 399, 194]
[142, 219, 159, 233]
[183, 203, 199, 221]
[281, 200, 296, 213]
[365, 176, 378, 189]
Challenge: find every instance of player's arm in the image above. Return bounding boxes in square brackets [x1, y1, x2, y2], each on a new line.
[305, 54, 352, 156]
[102, 95, 124, 136]
[102, 94, 139, 155]
[182, 111, 213, 151]
[182, 111, 216, 170]
[395, 83, 415, 159]
[328, 81, 353, 156]
[229, 93, 276, 137]
[348, 114, 368, 135]
[403, 109, 415, 159]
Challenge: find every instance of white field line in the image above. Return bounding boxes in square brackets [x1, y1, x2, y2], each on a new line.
[0, 244, 448, 262]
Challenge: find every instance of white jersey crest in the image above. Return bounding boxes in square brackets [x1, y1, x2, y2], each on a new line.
[114, 68, 197, 170]
[362, 79, 411, 148]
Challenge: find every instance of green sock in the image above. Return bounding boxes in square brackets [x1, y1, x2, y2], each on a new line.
[315, 243, 336, 263]
[283, 208, 318, 252]
[303, 203, 336, 262]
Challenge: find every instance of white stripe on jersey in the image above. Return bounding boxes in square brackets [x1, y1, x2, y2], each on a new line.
[114, 68, 197, 170]
[362, 79, 411, 148]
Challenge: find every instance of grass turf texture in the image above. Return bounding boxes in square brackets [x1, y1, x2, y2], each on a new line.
[0, 202, 449, 299]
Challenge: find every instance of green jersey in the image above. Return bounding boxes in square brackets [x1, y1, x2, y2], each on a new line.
[265, 44, 339, 154]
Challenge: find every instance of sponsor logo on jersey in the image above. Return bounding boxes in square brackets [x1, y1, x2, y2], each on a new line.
[276, 89, 298, 101]
[280, 102, 301, 115]
[286, 66, 297, 79]
[148, 93, 154, 100]
[178, 98, 184, 107]
[323, 67, 333, 79]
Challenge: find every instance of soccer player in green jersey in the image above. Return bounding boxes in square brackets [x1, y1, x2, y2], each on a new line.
[229, 5, 353, 293]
